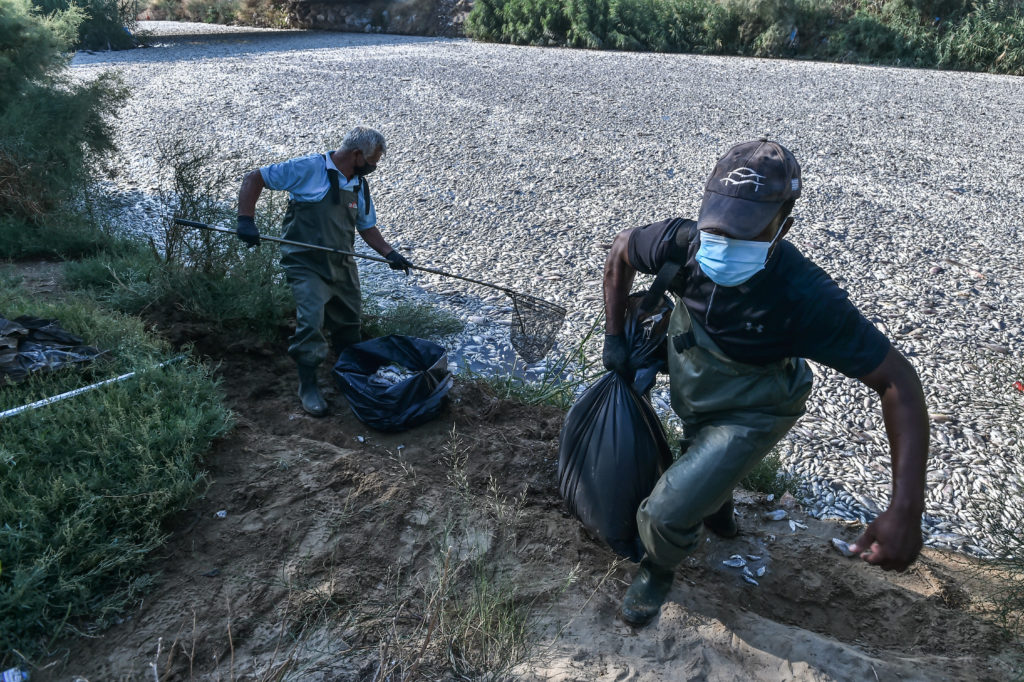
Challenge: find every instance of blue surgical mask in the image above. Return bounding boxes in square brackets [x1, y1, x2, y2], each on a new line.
[695, 230, 780, 287]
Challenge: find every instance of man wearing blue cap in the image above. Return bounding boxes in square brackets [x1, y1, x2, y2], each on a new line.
[602, 138, 929, 626]
[237, 126, 412, 417]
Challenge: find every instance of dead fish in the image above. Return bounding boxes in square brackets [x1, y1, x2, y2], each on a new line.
[764, 509, 788, 521]
[722, 555, 747, 568]
[789, 520, 807, 532]
[742, 566, 755, 579]
[756, 566, 766, 577]
[832, 538, 856, 558]
[368, 363, 416, 387]
[742, 575, 759, 586]
[746, 554, 761, 561]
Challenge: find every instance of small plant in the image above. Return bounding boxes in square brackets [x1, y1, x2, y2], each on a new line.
[740, 448, 802, 497]
[361, 297, 465, 340]
[467, 316, 603, 410]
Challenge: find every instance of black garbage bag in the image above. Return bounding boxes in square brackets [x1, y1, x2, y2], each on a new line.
[557, 292, 674, 561]
[333, 335, 453, 432]
[0, 315, 104, 384]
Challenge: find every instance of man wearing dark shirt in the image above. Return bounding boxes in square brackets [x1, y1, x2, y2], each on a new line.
[603, 138, 929, 626]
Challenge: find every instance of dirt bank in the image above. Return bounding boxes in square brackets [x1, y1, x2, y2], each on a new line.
[26, 314, 1023, 681]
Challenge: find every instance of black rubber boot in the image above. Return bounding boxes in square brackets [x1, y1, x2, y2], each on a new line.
[703, 498, 738, 538]
[297, 363, 327, 417]
[620, 558, 675, 626]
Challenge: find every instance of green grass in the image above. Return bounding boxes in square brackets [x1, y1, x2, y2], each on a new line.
[361, 297, 466, 340]
[0, 278, 232, 667]
[0, 214, 120, 261]
[739, 448, 801, 497]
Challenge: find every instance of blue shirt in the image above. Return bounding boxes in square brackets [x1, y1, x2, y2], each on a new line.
[628, 218, 890, 377]
[259, 152, 377, 231]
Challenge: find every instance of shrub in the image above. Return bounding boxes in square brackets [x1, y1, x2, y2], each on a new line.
[32, 0, 140, 49]
[0, 213, 119, 260]
[0, 282, 232, 666]
[0, 0, 128, 223]
[465, 0, 1024, 74]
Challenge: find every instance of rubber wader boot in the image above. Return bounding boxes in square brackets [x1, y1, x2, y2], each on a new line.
[297, 363, 327, 417]
[621, 558, 675, 626]
[703, 498, 738, 538]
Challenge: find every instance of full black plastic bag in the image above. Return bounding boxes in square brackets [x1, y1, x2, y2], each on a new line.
[333, 335, 453, 432]
[557, 293, 674, 561]
[1, 315, 104, 384]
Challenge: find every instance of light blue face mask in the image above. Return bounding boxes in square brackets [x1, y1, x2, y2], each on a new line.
[695, 230, 781, 287]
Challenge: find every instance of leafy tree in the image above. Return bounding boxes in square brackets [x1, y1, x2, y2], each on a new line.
[0, 0, 128, 223]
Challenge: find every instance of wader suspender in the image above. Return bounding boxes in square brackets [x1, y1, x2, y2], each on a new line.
[326, 154, 369, 213]
[327, 168, 340, 205]
[360, 177, 370, 215]
[638, 218, 697, 354]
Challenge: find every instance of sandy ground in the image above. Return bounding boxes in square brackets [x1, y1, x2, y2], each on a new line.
[16, 304, 1019, 681]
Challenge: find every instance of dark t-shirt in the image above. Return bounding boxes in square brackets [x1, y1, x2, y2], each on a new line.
[628, 218, 890, 378]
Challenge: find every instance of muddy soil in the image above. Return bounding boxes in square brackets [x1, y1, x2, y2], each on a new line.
[25, 310, 1024, 681]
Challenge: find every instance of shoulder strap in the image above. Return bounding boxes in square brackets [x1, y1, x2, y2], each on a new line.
[639, 218, 696, 313]
[360, 177, 371, 215]
[327, 168, 340, 205]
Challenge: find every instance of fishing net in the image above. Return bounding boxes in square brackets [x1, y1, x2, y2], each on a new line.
[508, 292, 567, 363]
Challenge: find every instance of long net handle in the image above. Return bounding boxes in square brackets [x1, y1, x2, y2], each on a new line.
[174, 219, 515, 296]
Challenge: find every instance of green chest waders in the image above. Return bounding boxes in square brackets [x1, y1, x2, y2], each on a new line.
[282, 183, 364, 367]
[636, 303, 813, 568]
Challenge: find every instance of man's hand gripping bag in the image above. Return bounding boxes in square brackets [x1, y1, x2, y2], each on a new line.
[557, 293, 674, 561]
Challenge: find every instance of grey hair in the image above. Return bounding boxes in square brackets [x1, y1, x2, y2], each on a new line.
[339, 126, 387, 157]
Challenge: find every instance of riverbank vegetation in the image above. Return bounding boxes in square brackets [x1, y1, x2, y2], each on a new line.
[465, 0, 1024, 74]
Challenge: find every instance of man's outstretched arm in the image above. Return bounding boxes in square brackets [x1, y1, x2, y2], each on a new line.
[852, 347, 929, 571]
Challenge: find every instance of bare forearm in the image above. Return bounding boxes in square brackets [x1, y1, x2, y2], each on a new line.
[864, 349, 929, 513]
[358, 227, 392, 257]
[881, 377, 929, 514]
[603, 230, 636, 336]
[238, 170, 265, 217]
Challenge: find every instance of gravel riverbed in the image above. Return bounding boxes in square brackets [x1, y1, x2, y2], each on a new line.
[72, 21, 1024, 556]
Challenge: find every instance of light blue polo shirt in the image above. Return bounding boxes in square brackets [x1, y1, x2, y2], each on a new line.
[259, 152, 377, 231]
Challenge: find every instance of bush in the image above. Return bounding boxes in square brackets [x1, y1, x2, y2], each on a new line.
[61, 136, 296, 341]
[465, 0, 1024, 74]
[0, 281, 232, 666]
[32, 0, 140, 50]
[0, 213, 120, 260]
[0, 0, 128, 223]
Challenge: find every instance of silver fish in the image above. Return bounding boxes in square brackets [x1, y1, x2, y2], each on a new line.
[831, 538, 856, 558]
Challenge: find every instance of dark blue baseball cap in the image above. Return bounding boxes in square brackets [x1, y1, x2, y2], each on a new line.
[696, 138, 802, 240]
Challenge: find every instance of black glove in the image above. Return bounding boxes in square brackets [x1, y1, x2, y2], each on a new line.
[602, 333, 632, 377]
[236, 215, 260, 247]
[386, 249, 413, 274]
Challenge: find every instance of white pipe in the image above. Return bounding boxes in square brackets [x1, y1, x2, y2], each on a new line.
[0, 355, 186, 420]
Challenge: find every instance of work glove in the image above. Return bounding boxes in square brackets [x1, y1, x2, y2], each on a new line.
[386, 249, 413, 275]
[602, 333, 632, 377]
[236, 215, 260, 247]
